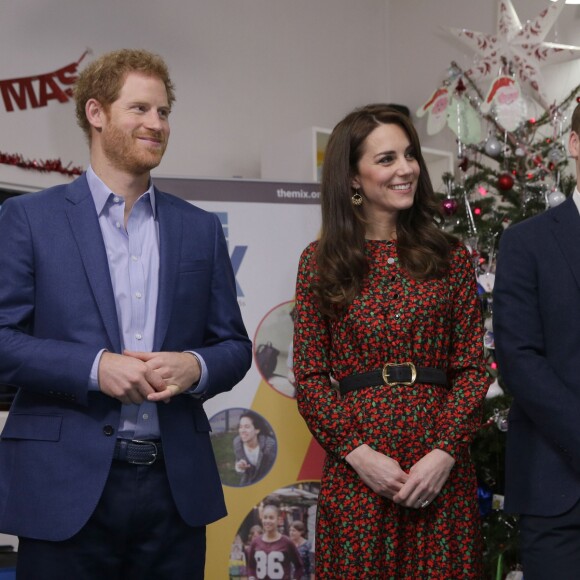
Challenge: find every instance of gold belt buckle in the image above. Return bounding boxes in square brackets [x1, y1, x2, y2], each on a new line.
[382, 362, 417, 386]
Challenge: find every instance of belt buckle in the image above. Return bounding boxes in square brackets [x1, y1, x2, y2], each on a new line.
[129, 439, 158, 465]
[382, 362, 417, 386]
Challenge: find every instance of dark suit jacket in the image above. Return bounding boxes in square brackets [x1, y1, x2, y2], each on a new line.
[0, 174, 252, 540]
[494, 197, 580, 516]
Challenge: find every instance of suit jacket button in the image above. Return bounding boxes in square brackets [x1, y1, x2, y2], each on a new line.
[103, 425, 115, 436]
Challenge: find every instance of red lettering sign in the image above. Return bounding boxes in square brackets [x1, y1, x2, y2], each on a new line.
[0, 51, 89, 112]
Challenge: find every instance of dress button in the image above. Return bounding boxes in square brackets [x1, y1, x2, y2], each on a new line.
[387, 257, 395, 265]
[103, 425, 115, 436]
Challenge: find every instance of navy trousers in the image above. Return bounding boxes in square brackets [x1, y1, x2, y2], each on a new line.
[16, 457, 206, 579]
[519, 497, 580, 580]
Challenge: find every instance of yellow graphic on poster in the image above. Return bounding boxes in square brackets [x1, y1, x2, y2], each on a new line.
[206, 300, 324, 579]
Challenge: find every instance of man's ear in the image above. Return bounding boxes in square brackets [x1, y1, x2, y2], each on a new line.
[85, 98, 105, 130]
[569, 130, 579, 160]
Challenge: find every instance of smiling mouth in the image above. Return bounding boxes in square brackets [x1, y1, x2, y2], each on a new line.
[390, 183, 412, 191]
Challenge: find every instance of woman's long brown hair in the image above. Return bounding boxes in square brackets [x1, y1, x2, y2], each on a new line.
[314, 104, 456, 317]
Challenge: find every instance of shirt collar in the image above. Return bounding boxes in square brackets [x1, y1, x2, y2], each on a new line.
[572, 187, 580, 216]
[86, 166, 157, 218]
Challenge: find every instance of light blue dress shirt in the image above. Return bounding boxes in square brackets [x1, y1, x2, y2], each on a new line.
[86, 167, 207, 439]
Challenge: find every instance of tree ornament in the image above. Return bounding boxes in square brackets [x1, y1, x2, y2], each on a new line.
[498, 173, 514, 191]
[481, 76, 527, 130]
[515, 146, 525, 157]
[446, 0, 580, 109]
[486, 379, 504, 399]
[441, 198, 459, 216]
[548, 147, 565, 163]
[448, 96, 482, 144]
[416, 87, 450, 136]
[484, 136, 502, 157]
[548, 189, 566, 207]
[458, 157, 469, 172]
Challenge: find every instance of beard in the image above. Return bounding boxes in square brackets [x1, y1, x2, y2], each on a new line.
[101, 122, 167, 176]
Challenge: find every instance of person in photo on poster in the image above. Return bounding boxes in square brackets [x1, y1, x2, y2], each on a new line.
[0, 48, 252, 579]
[293, 104, 490, 577]
[493, 103, 580, 577]
[288, 520, 314, 580]
[246, 497, 304, 580]
[234, 409, 277, 486]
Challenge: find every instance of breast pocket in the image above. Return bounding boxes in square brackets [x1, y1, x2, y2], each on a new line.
[179, 260, 210, 274]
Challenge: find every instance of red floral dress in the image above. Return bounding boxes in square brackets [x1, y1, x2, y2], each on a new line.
[293, 240, 489, 579]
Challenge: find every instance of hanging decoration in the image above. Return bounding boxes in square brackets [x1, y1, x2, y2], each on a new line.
[446, 0, 580, 109]
[0, 151, 83, 177]
[481, 76, 527, 131]
[0, 50, 90, 113]
[416, 87, 450, 135]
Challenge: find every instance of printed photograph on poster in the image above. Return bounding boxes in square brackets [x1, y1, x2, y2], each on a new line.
[228, 482, 319, 580]
[254, 300, 296, 398]
[209, 408, 277, 488]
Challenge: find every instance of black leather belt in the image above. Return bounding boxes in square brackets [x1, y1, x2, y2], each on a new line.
[339, 362, 448, 396]
[113, 439, 163, 465]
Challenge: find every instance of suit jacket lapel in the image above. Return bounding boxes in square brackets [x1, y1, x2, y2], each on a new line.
[550, 197, 580, 291]
[153, 190, 182, 351]
[65, 175, 122, 353]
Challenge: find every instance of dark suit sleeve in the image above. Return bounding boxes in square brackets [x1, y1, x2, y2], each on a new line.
[0, 197, 98, 405]
[494, 224, 580, 473]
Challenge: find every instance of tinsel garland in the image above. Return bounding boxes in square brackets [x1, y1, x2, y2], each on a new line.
[0, 151, 83, 177]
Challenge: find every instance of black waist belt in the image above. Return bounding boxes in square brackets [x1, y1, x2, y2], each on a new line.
[339, 363, 448, 396]
[113, 439, 163, 465]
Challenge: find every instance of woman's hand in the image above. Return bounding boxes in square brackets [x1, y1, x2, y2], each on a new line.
[393, 448, 455, 509]
[346, 444, 409, 500]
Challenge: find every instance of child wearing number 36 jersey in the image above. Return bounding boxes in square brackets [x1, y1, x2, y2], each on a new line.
[247, 499, 304, 580]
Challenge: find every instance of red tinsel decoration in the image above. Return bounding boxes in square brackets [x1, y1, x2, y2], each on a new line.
[0, 151, 83, 177]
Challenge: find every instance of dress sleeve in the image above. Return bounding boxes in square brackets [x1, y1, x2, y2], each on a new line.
[433, 244, 490, 457]
[293, 244, 366, 459]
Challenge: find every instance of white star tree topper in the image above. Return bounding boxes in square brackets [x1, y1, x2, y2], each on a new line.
[448, 0, 580, 109]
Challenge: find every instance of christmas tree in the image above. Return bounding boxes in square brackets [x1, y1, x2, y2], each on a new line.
[417, 1, 580, 577]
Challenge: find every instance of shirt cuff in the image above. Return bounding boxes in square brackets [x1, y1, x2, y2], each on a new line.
[187, 351, 209, 396]
[89, 349, 107, 391]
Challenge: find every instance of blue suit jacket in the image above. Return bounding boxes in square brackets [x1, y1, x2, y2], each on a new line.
[0, 174, 252, 540]
[494, 197, 580, 516]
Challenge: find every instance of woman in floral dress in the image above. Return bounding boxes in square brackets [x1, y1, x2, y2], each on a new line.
[293, 104, 489, 579]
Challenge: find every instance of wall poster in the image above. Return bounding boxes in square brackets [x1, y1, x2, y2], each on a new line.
[155, 176, 324, 579]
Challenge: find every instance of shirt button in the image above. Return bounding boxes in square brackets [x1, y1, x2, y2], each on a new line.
[113, 196, 120, 203]
[387, 257, 395, 264]
[103, 425, 115, 436]
[131, 255, 138, 262]
[115, 221, 121, 229]
[135, 292, 142, 299]
[135, 333, 143, 340]
[142, 413, 149, 420]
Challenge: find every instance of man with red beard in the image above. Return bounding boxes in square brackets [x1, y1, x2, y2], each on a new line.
[0, 49, 251, 579]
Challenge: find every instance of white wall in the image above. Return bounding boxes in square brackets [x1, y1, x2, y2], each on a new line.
[0, 0, 390, 184]
[0, 0, 579, 185]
